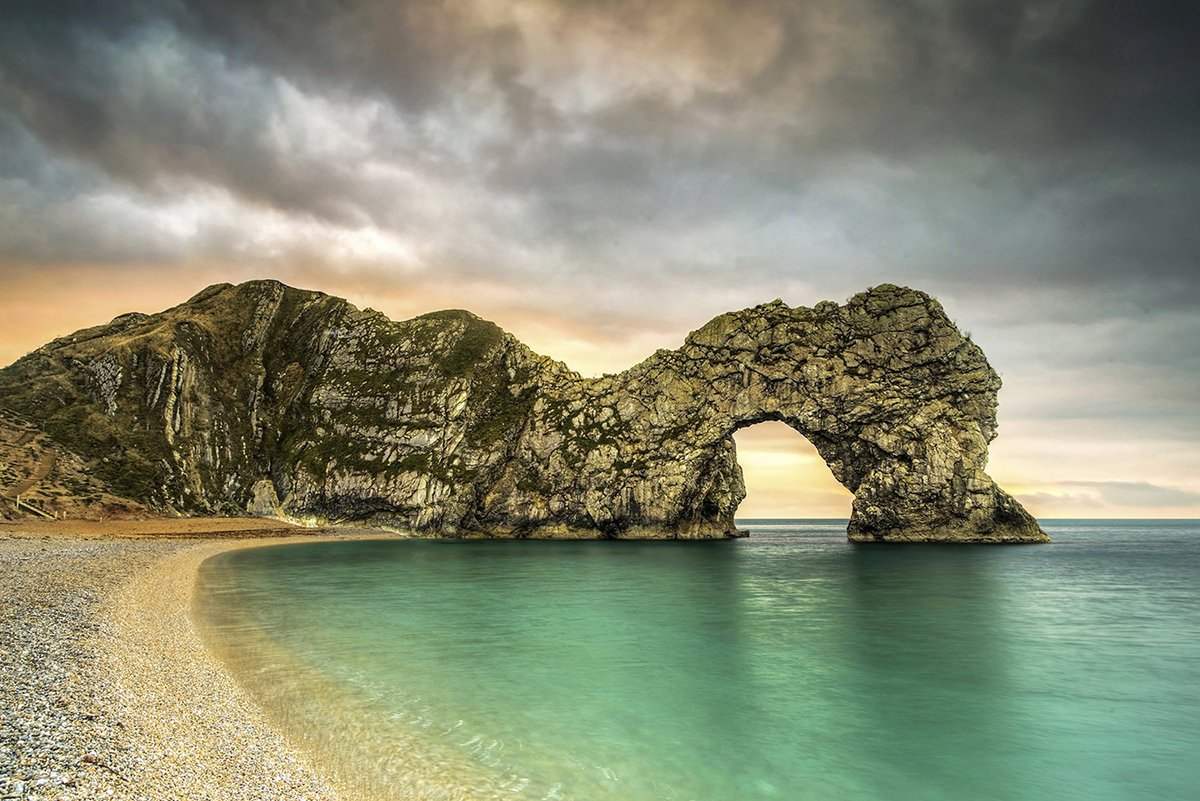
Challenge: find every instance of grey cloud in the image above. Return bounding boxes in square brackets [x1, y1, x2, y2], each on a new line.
[1016, 491, 1103, 510]
[0, 27, 380, 227]
[6, 3, 1198, 223]
[0, 1, 1198, 413]
[191, 0, 1199, 163]
[1047, 481, 1200, 508]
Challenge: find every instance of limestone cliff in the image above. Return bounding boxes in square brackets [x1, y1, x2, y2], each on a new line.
[0, 280, 1047, 542]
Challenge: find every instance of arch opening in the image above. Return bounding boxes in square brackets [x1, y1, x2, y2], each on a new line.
[731, 421, 853, 521]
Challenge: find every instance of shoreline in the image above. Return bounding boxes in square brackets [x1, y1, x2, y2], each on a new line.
[102, 534, 359, 801]
[0, 524, 398, 800]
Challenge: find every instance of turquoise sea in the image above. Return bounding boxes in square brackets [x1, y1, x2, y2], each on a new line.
[195, 520, 1200, 801]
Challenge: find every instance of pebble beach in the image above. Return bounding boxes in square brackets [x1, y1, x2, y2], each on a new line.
[0, 521, 384, 801]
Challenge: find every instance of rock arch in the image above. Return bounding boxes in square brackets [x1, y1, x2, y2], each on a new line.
[0, 280, 1047, 542]
[478, 284, 1047, 542]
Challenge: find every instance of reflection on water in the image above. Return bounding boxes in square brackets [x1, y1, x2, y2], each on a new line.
[839, 546, 1021, 801]
[195, 520, 1200, 801]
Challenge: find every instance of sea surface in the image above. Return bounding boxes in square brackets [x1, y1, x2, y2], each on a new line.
[194, 520, 1200, 801]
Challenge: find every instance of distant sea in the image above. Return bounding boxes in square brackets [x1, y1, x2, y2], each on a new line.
[195, 520, 1200, 801]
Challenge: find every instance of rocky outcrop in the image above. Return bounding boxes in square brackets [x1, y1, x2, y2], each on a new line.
[0, 280, 1047, 541]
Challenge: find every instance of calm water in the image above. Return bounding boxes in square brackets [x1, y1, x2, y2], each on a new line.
[195, 520, 1200, 801]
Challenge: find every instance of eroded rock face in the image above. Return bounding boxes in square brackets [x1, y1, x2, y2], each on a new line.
[0, 280, 1047, 541]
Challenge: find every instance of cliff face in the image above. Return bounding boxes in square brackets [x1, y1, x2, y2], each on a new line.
[0, 280, 1047, 542]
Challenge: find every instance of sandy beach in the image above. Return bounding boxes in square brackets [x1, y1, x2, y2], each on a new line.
[0, 519, 392, 801]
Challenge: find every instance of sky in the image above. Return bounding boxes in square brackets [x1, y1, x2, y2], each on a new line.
[1, 1, 1197, 518]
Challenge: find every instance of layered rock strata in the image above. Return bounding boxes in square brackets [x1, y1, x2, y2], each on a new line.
[0, 281, 1047, 542]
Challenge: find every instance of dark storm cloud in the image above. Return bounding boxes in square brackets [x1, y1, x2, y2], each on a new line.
[0, 2, 1197, 385]
[6, 2, 1198, 214]
[176, 0, 1200, 158]
[0, 15, 379, 226]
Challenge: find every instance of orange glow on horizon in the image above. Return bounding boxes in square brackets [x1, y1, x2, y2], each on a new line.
[2, 269, 1197, 520]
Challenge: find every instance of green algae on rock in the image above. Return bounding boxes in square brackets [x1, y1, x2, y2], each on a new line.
[0, 280, 1047, 542]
